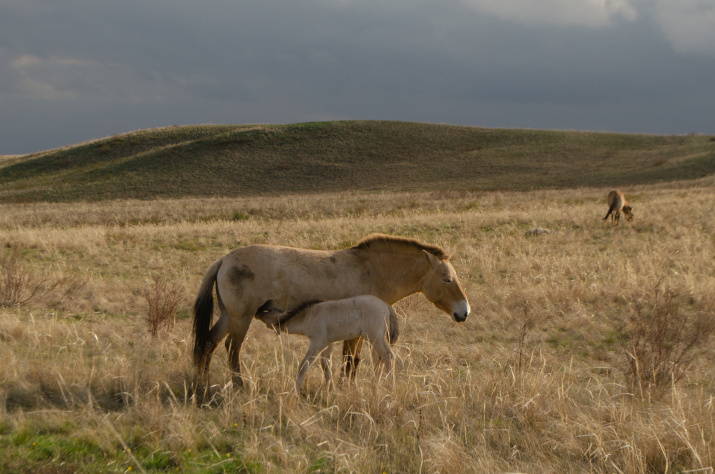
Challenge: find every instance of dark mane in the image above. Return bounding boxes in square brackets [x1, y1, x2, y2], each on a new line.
[277, 299, 323, 327]
[351, 233, 449, 260]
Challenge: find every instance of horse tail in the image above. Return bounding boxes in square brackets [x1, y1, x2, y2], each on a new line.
[193, 258, 222, 367]
[602, 202, 617, 221]
[387, 305, 400, 344]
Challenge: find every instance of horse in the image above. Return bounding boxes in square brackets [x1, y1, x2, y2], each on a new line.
[254, 296, 399, 391]
[192, 233, 470, 398]
[602, 190, 634, 226]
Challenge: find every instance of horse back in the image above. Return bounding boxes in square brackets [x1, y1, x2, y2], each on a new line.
[217, 245, 368, 312]
[607, 190, 625, 209]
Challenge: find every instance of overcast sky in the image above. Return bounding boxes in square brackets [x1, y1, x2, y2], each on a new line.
[2, 0, 714, 155]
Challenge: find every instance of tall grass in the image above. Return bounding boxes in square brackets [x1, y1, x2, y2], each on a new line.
[1, 183, 714, 472]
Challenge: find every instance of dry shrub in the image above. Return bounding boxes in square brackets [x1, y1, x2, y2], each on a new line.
[1, 245, 89, 308]
[394, 293, 427, 318]
[144, 275, 184, 338]
[0, 245, 54, 307]
[1, 246, 38, 306]
[623, 284, 715, 390]
[505, 297, 552, 373]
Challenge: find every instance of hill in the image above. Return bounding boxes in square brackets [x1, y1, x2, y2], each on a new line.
[1, 121, 714, 202]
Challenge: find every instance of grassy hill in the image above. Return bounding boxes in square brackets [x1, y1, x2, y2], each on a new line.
[1, 121, 714, 202]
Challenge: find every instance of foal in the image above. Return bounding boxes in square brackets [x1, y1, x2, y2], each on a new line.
[255, 295, 399, 391]
[602, 189, 634, 226]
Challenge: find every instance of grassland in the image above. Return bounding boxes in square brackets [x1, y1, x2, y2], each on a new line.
[1, 121, 714, 202]
[1, 174, 714, 472]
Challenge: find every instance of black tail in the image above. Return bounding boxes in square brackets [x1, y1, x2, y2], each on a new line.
[602, 202, 617, 221]
[192, 259, 222, 367]
[387, 306, 400, 344]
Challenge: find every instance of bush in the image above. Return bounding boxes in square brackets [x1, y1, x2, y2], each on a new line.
[1, 246, 43, 307]
[623, 285, 715, 391]
[144, 275, 184, 338]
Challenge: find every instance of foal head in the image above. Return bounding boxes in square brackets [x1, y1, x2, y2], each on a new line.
[254, 300, 284, 332]
[255, 299, 323, 334]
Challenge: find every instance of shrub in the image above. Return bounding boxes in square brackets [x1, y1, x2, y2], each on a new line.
[623, 285, 715, 391]
[0, 246, 43, 307]
[144, 275, 184, 338]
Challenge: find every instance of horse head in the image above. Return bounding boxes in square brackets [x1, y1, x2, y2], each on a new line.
[420, 251, 470, 322]
[623, 205, 634, 221]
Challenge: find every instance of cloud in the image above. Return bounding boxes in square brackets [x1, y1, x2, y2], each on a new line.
[1, 0, 714, 154]
[457, 0, 715, 57]
[9, 54, 215, 103]
[649, 0, 715, 57]
[459, 0, 638, 27]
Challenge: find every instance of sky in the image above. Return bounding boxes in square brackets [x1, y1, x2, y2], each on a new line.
[2, 0, 714, 155]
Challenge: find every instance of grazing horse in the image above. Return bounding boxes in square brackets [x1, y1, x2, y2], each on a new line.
[602, 190, 634, 226]
[192, 233, 470, 397]
[254, 296, 399, 391]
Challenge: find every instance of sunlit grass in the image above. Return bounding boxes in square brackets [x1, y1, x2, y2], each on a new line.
[1, 183, 714, 472]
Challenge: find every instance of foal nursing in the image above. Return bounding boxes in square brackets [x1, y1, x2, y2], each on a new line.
[255, 295, 399, 391]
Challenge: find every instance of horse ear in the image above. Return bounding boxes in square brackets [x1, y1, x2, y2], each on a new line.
[423, 250, 439, 266]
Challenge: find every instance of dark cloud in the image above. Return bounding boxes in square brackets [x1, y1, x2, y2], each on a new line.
[1, 0, 714, 154]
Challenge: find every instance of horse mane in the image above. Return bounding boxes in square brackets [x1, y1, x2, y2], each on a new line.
[277, 299, 323, 327]
[351, 233, 449, 260]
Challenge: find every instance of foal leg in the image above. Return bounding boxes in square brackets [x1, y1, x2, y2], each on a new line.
[296, 341, 327, 392]
[319, 344, 334, 391]
[342, 337, 364, 381]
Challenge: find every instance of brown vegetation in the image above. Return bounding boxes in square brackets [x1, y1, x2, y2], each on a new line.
[1, 183, 714, 472]
[144, 275, 184, 338]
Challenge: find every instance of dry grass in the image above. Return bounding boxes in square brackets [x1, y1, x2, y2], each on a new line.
[1, 183, 714, 472]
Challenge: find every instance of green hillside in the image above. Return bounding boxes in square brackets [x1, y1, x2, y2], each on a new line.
[1, 121, 714, 202]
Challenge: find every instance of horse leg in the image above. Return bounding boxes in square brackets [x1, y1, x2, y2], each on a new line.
[342, 337, 364, 381]
[296, 340, 326, 392]
[195, 311, 230, 402]
[319, 344, 334, 391]
[224, 312, 253, 389]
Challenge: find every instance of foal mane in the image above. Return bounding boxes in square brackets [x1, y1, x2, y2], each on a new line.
[277, 299, 323, 327]
[351, 233, 449, 260]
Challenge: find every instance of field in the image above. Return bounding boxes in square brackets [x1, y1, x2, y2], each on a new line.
[1, 177, 714, 473]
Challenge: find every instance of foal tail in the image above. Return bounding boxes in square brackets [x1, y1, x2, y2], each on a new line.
[602, 202, 617, 221]
[193, 258, 222, 367]
[387, 305, 400, 344]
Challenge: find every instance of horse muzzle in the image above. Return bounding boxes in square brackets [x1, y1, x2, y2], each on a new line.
[452, 301, 470, 323]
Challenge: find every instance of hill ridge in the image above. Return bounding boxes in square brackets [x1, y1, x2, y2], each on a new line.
[1, 121, 713, 202]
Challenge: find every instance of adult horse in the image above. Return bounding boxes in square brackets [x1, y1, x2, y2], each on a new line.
[192, 233, 470, 396]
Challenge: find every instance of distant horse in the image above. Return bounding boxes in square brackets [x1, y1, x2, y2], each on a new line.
[254, 296, 399, 391]
[192, 233, 470, 397]
[602, 190, 634, 226]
